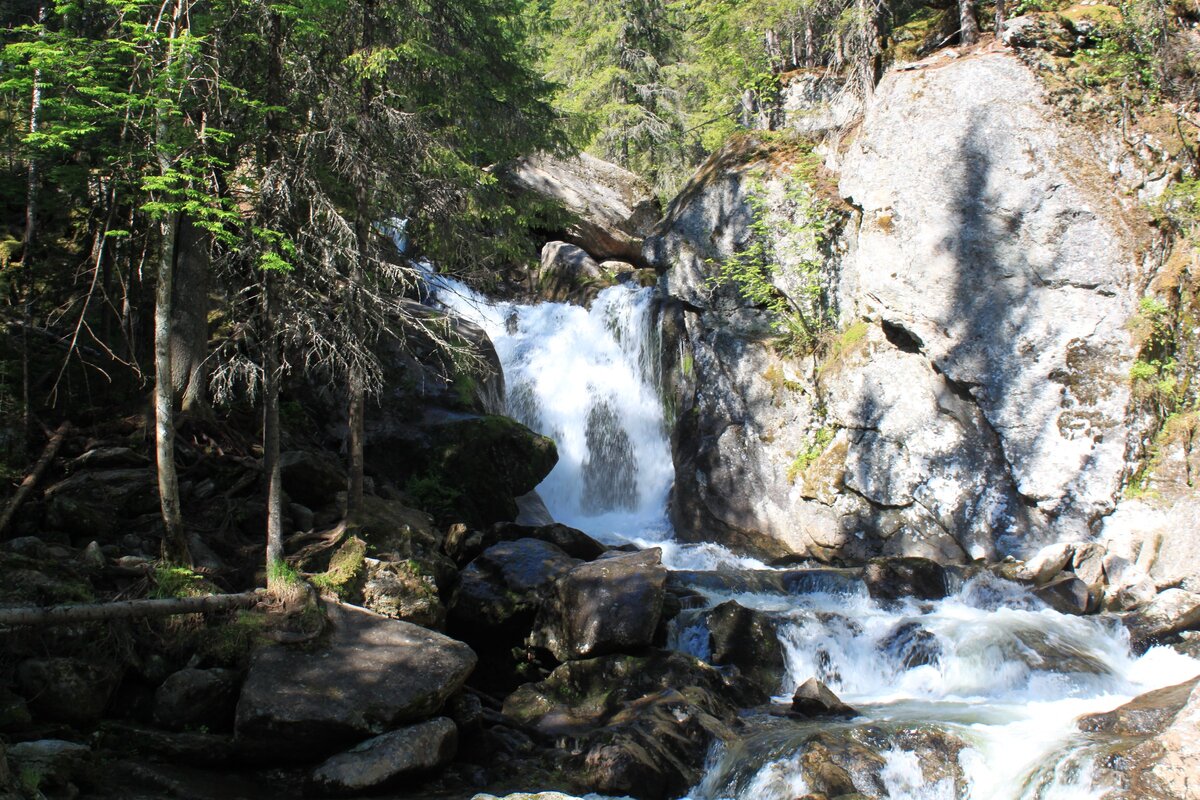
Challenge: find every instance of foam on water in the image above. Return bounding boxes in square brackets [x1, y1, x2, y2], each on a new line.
[424, 269, 1200, 800]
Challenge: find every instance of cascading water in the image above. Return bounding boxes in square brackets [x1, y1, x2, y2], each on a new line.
[425, 272, 1200, 800]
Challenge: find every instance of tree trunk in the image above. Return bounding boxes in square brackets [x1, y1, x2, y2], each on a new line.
[995, 0, 1007, 37]
[155, 211, 190, 565]
[0, 591, 260, 627]
[263, 277, 284, 581]
[960, 0, 980, 45]
[21, 4, 46, 448]
[171, 217, 210, 416]
[154, 0, 191, 566]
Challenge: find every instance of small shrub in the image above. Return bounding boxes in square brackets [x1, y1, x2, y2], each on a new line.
[787, 426, 835, 483]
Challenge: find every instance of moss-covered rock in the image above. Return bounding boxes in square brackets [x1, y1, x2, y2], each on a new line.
[413, 415, 558, 527]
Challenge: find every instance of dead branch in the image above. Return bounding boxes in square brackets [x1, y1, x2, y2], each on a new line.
[0, 420, 71, 537]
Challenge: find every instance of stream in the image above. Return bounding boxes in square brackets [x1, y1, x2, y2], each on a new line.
[430, 277, 1200, 800]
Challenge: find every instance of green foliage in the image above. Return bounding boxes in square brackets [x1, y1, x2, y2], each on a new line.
[787, 426, 835, 483]
[267, 559, 304, 588]
[706, 154, 835, 355]
[818, 319, 871, 376]
[403, 473, 464, 519]
[1129, 294, 1188, 416]
[152, 565, 210, 599]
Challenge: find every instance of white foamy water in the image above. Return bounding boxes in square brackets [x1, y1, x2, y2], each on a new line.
[681, 574, 1200, 800]
[424, 268, 1200, 800]
[430, 275, 758, 570]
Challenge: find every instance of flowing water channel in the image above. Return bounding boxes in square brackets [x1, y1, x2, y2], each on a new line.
[429, 277, 1200, 800]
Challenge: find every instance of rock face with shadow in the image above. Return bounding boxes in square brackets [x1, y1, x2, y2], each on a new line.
[650, 50, 1153, 563]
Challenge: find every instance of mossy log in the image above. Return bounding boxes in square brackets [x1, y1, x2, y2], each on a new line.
[0, 590, 262, 626]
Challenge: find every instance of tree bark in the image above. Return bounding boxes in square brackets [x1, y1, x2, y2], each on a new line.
[263, 278, 284, 580]
[21, 4, 47, 448]
[0, 420, 69, 537]
[154, 0, 191, 566]
[995, 0, 1007, 37]
[0, 591, 260, 627]
[960, 0, 980, 45]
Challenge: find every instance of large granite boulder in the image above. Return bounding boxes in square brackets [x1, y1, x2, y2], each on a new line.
[650, 49, 1152, 563]
[505, 153, 661, 263]
[234, 603, 476, 759]
[538, 241, 614, 305]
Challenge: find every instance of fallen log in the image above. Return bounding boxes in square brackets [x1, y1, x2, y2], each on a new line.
[0, 590, 262, 627]
[0, 420, 71, 537]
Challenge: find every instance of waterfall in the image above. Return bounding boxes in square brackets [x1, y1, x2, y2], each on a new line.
[425, 270, 1200, 800]
[429, 278, 673, 536]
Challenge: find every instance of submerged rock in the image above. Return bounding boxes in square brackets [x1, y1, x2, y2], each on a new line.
[309, 717, 458, 796]
[234, 602, 475, 760]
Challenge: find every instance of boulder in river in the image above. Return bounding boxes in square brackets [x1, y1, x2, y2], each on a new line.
[533, 548, 667, 661]
[1088, 677, 1200, 798]
[705, 600, 786, 697]
[863, 557, 947, 603]
[791, 678, 858, 719]
[1119, 589, 1200, 653]
[538, 241, 613, 305]
[502, 650, 751, 800]
[309, 717, 458, 796]
[234, 602, 476, 760]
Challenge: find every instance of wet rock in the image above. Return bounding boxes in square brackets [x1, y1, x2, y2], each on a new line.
[154, 668, 240, 732]
[279, 450, 345, 509]
[1120, 589, 1200, 653]
[309, 717, 457, 796]
[504, 152, 660, 263]
[234, 602, 476, 760]
[503, 651, 748, 800]
[1021, 541, 1075, 585]
[879, 621, 943, 670]
[864, 557, 947, 603]
[1096, 678, 1200, 798]
[1034, 574, 1094, 615]
[444, 691, 483, 737]
[791, 678, 858, 719]
[16, 657, 120, 725]
[361, 558, 445, 628]
[534, 548, 667, 661]
[1080, 677, 1199, 736]
[705, 600, 785, 697]
[538, 241, 612, 305]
